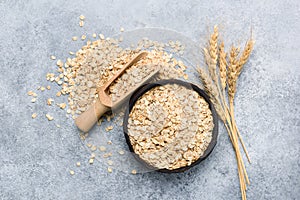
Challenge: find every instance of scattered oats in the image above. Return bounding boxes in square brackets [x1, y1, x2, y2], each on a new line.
[86, 143, 92, 148]
[81, 34, 86, 40]
[79, 20, 84, 27]
[69, 170, 75, 175]
[106, 115, 111, 121]
[50, 55, 56, 60]
[107, 167, 112, 173]
[105, 126, 113, 131]
[67, 109, 71, 114]
[47, 98, 54, 105]
[56, 60, 63, 67]
[31, 98, 37, 103]
[90, 153, 96, 158]
[72, 36, 78, 41]
[92, 33, 97, 38]
[69, 51, 74, 55]
[131, 169, 137, 175]
[46, 86, 51, 90]
[103, 153, 112, 158]
[80, 132, 88, 140]
[183, 74, 189, 80]
[79, 15, 85, 20]
[89, 158, 94, 164]
[90, 145, 97, 152]
[107, 160, 113, 166]
[56, 91, 61, 97]
[46, 114, 54, 121]
[118, 150, 125, 155]
[99, 146, 106, 152]
[56, 124, 61, 128]
[99, 34, 104, 40]
[97, 118, 103, 126]
[31, 113, 37, 119]
[120, 27, 124, 32]
[107, 140, 112, 145]
[27, 91, 34, 96]
[57, 103, 66, 109]
[76, 162, 81, 167]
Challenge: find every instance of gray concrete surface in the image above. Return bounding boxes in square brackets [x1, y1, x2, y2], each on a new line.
[0, 0, 299, 199]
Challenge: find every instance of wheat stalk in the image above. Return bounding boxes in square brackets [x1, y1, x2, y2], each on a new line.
[229, 40, 254, 164]
[198, 65, 249, 200]
[198, 27, 254, 200]
[207, 26, 229, 117]
[226, 44, 252, 200]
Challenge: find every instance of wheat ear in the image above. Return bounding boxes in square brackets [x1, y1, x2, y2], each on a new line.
[218, 41, 251, 163]
[227, 46, 240, 101]
[219, 41, 227, 91]
[207, 26, 230, 117]
[197, 67, 225, 122]
[236, 39, 255, 77]
[209, 25, 218, 66]
[206, 25, 219, 84]
[230, 39, 254, 164]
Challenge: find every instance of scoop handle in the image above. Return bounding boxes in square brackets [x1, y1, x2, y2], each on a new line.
[75, 98, 109, 132]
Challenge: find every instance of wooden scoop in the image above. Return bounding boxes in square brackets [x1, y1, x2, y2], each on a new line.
[75, 51, 159, 132]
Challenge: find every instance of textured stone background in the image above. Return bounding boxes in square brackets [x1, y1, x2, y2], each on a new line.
[0, 0, 299, 199]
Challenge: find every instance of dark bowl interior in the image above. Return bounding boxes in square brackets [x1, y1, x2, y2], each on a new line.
[123, 79, 219, 173]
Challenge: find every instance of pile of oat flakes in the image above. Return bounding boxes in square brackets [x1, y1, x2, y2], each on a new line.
[53, 38, 187, 120]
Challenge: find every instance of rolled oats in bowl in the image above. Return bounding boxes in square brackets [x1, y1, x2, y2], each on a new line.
[123, 79, 218, 173]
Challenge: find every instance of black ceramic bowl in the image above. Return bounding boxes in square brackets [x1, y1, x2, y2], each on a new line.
[123, 79, 218, 173]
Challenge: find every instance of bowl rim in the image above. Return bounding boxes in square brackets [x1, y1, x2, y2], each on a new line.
[123, 79, 219, 173]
